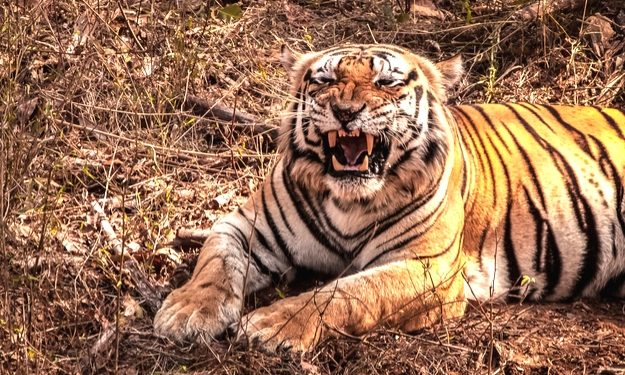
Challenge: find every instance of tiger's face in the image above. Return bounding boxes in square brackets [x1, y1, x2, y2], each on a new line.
[280, 44, 463, 203]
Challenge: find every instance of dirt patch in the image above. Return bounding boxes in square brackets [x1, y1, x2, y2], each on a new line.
[1, 0, 624, 374]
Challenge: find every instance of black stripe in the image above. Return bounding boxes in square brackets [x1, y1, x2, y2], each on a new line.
[281, 164, 346, 257]
[542, 221, 562, 299]
[372, 51, 392, 63]
[523, 186, 561, 298]
[595, 107, 625, 139]
[378, 199, 446, 253]
[599, 270, 625, 298]
[364, 225, 461, 269]
[269, 166, 294, 235]
[496, 104, 549, 209]
[197, 225, 281, 283]
[304, 191, 375, 243]
[350, 182, 443, 260]
[517, 103, 556, 133]
[386, 106, 448, 174]
[549, 148, 599, 299]
[303, 69, 312, 82]
[587, 134, 625, 242]
[249, 250, 282, 283]
[413, 85, 424, 100]
[463, 107, 501, 205]
[472, 107, 514, 207]
[503, 200, 522, 299]
[451, 107, 484, 218]
[213, 230, 248, 252]
[501, 104, 600, 298]
[294, 180, 370, 248]
[262, 181, 294, 264]
[302, 117, 321, 147]
[456, 107, 496, 205]
[422, 139, 443, 164]
[525, 187, 544, 274]
[369, 169, 443, 240]
[456, 106, 516, 275]
[240, 228, 284, 283]
[611, 225, 618, 261]
[405, 70, 418, 85]
[294, 182, 375, 253]
[289, 88, 318, 156]
[541, 105, 593, 156]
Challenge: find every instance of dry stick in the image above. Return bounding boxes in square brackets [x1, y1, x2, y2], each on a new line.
[81, 315, 116, 371]
[171, 228, 212, 249]
[90, 200, 163, 314]
[55, 117, 276, 159]
[183, 95, 279, 142]
[115, 0, 145, 51]
[514, 0, 591, 21]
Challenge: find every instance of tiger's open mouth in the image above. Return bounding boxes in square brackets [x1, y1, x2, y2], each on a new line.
[324, 129, 388, 177]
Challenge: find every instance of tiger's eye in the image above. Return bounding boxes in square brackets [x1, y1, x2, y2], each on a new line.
[310, 77, 335, 85]
[375, 79, 395, 87]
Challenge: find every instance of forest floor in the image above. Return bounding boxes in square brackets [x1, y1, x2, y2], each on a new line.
[2, 0, 625, 374]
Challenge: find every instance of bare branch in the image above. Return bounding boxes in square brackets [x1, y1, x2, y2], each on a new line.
[91, 200, 163, 313]
[515, 0, 593, 21]
[183, 95, 279, 141]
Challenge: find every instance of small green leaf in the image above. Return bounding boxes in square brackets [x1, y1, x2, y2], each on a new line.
[520, 275, 535, 287]
[217, 4, 243, 21]
[275, 288, 286, 299]
[461, 0, 472, 24]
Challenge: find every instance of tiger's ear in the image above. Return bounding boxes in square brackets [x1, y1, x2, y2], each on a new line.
[435, 55, 464, 89]
[280, 44, 299, 72]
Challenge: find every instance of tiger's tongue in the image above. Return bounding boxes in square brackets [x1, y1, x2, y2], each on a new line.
[339, 137, 367, 165]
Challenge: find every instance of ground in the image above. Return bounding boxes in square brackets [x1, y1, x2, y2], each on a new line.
[1, 0, 625, 374]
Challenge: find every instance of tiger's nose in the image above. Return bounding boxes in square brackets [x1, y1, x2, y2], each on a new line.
[331, 104, 365, 126]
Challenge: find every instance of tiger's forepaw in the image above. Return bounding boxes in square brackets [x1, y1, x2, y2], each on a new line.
[153, 282, 240, 343]
[234, 295, 327, 352]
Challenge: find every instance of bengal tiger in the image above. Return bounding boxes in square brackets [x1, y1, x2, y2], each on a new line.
[154, 43, 625, 352]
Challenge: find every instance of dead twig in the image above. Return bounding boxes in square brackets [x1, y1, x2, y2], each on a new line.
[183, 95, 279, 141]
[514, 0, 593, 21]
[170, 228, 212, 249]
[91, 200, 163, 314]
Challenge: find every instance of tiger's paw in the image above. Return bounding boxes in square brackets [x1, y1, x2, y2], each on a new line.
[235, 294, 329, 352]
[153, 282, 241, 343]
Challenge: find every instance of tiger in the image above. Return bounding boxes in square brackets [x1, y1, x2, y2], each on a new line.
[153, 43, 625, 352]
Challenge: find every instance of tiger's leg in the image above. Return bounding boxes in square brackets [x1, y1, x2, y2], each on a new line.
[154, 220, 279, 342]
[237, 256, 466, 351]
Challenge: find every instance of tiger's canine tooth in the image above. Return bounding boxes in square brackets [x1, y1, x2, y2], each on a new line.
[332, 155, 345, 171]
[366, 133, 374, 155]
[328, 131, 337, 147]
[358, 155, 369, 171]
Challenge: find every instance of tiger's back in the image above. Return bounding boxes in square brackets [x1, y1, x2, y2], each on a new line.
[453, 103, 625, 301]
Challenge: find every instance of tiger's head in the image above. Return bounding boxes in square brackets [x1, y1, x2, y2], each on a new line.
[279, 44, 463, 205]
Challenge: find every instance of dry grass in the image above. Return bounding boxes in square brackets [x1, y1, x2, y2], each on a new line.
[1, 0, 624, 374]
